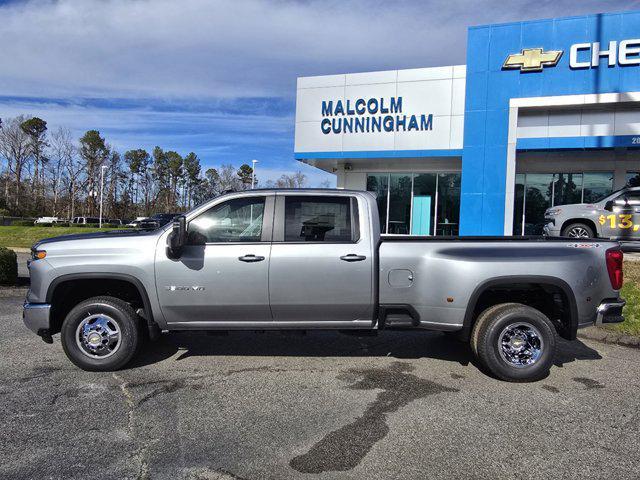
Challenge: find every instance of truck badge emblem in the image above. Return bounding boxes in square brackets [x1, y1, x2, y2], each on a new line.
[165, 286, 205, 291]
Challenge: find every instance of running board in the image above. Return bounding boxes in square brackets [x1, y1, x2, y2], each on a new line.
[379, 304, 421, 329]
[166, 319, 374, 330]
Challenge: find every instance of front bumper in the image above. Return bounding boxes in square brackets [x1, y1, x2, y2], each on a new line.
[23, 302, 52, 335]
[543, 220, 560, 237]
[595, 299, 626, 325]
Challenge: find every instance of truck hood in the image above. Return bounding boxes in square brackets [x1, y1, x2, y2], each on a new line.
[34, 228, 160, 248]
[554, 203, 599, 212]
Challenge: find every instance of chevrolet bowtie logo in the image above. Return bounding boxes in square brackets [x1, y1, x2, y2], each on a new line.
[503, 48, 563, 72]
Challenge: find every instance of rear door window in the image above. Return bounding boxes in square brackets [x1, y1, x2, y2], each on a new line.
[283, 196, 357, 242]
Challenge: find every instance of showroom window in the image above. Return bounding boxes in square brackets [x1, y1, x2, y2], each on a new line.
[513, 172, 614, 235]
[366, 172, 461, 236]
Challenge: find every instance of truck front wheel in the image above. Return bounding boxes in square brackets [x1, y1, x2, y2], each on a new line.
[61, 296, 142, 371]
[561, 222, 595, 238]
[470, 303, 557, 382]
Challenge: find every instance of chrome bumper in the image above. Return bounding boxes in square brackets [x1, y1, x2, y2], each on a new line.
[23, 302, 52, 335]
[595, 299, 626, 325]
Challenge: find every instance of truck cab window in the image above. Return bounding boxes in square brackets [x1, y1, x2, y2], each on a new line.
[284, 196, 352, 242]
[188, 196, 265, 244]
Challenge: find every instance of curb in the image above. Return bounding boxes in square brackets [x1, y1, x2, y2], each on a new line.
[578, 326, 640, 349]
[7, 247, 30, 253]
[0, 286, 29, 297]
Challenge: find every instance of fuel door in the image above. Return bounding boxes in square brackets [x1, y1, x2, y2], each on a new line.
[388, 269, 414, 288]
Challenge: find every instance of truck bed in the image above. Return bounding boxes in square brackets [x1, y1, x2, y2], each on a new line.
[380, 235, 617, 243]
[378, 234, 620, 335]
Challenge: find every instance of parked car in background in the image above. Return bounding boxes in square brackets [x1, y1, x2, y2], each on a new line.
[126, 217, 149, 228]
[34, 217, 63, 224]
[128, 213, 181, 230]
[107, 219, 123, 225]
[544, 186, 640, 240]
[149, 213, 181, 227]
[71, 217, 100, 225]
[137, 218, 161, 230]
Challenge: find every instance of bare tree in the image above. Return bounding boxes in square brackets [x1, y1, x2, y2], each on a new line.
[217, 164, 243, 192]
[266, 171, 307, 189]
[63, 138, 85, 220]
[48, 127, 75, 216]
[0, 116, 31, 213]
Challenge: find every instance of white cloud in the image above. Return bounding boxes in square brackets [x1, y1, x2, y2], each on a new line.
[1, 0, 638, 100]
[0, 0, 637, 188]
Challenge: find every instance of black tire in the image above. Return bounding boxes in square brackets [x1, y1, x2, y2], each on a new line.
[61, 296, 142, 371]
[561, 222, 595, 238]
[470, 303, 557, 382]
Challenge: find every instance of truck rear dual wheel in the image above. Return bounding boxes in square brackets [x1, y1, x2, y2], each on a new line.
[470, 303, 557, 382]
[61, 296, 142, 372]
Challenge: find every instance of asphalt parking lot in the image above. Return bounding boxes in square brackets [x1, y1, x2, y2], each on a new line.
[1, 291, 640, 480]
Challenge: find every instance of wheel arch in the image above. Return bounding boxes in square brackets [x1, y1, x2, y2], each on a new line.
[461, 275, 579, 342]
[46, 272, 156, 335]
[560, 218, 598, 237]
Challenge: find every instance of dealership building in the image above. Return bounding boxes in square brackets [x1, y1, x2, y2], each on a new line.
[294, 10, 640, 236]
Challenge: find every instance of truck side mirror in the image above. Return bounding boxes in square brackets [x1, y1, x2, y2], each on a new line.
[604, 200, 614, 211]
[167, 215, 187, 259]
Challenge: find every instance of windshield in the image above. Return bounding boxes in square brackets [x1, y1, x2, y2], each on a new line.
[596, 188, 627, 204]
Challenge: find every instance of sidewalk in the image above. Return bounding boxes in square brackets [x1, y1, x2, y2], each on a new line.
[625, 252, 640, 262]
[578, 326, 640, 348]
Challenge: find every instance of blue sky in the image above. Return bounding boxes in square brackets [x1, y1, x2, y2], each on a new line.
[1, 0, 639, 186]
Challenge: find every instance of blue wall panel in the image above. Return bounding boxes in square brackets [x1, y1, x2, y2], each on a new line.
[460, 10, 640, 235]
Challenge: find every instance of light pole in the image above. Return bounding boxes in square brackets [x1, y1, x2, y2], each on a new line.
[99, 165, 108, 228]
[251, 159, 258, 189]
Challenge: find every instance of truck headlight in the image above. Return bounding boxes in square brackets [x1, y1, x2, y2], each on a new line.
[545, 208, 562, 216]
[31, 249, 47, 261]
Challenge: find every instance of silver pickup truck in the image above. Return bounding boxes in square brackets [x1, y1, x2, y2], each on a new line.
[544, 186, 640, 241]
[23, 189, 626, 382]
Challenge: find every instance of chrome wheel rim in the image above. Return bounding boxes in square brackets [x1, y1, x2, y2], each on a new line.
[76, 314, 121, 359]
[498, 322, 544, 368]
[567, 226, 590, 238]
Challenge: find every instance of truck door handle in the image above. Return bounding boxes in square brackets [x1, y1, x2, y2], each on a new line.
[340, 254, 367, 262]
[238, 254, 265, 262]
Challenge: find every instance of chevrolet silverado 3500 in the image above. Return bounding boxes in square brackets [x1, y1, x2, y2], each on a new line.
[23, 189, 625, 381]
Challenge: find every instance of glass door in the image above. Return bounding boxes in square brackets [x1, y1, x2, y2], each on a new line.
[366, 174, 389, 233]
[524, 174, 554, 235]
[436, 173, 461, 236]
[387, 174, 412, 234]
[412, 173, 437, 235]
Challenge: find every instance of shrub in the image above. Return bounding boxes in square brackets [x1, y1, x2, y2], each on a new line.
[11, 220, 35, 227]
[53, 222, 72, 227]
[0, 247, 18, 285]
